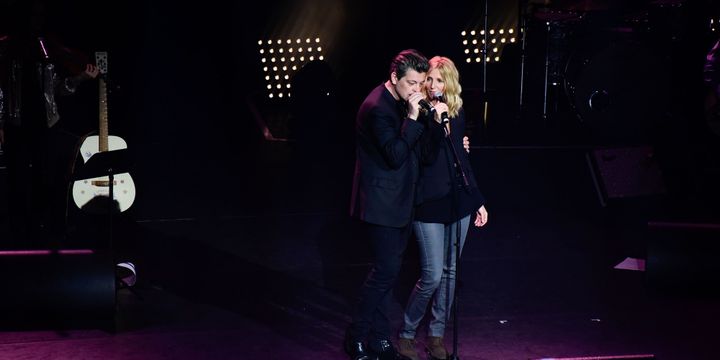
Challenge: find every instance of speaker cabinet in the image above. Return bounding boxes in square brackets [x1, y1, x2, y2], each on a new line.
[0, 249, 116, 328]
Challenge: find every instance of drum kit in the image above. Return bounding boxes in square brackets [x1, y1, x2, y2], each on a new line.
[520, 0, 685, 141]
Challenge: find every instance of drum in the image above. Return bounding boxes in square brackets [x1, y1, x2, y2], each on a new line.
[563, 34, 669, 144]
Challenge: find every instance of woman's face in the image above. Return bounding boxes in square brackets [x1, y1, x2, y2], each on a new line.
[425, 67, 445, 99]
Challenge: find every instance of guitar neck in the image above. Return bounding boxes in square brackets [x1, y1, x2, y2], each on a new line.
[98, 77, 109, 152]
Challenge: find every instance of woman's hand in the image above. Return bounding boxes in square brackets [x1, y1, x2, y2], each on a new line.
[474, 205, 488, 227]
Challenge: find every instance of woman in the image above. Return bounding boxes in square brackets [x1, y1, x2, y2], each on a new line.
[397, 56, 488, 360]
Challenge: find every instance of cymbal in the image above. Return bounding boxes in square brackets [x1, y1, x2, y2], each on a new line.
[548, 0, 609, 11]
[648, 0, 683, 5]
[533, 8, 582, 22]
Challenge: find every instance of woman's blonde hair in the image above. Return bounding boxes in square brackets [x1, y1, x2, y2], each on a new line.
[427, 56, 462, 118]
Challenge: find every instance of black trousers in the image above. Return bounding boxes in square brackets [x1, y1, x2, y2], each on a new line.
[348, 221, 411, 348]
[3, 122, 76, 243]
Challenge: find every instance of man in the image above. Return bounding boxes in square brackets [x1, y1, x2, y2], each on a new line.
[0, 0, 99, 242]
[345, 49, 430, 360]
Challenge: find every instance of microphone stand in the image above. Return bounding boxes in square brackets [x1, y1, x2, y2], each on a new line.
[444, 118, 469, 360]
[518, 0, 529, 115]
[481, 0, 489, 129]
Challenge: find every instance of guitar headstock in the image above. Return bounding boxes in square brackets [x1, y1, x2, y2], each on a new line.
[95, 51, 108, 75]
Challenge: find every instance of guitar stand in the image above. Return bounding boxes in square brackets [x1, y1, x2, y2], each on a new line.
[73, 149, 134, 293]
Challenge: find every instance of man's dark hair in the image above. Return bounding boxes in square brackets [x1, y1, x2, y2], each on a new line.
[389, 49, 429, 79]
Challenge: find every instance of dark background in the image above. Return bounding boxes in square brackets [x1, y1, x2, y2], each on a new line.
[1, 1, 720, 358]
[1, 0, 718, 221]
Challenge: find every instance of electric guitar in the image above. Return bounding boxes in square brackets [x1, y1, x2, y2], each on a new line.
[72, 51, 136, 212]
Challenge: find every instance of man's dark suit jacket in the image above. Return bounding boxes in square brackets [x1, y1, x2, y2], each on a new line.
[350, 83, 424, 228]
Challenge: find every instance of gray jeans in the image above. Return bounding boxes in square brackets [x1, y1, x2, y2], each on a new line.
[399, 215, 470, 339]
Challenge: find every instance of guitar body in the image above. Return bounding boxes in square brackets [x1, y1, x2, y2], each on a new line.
[71, 51, 136, 213]
[72, 135, 136, 212]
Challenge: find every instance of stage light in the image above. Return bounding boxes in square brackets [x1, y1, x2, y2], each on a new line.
[461, 31, 466, 36]
[460, 25, 517, 63]
[258, 36, 326, 99]
[466, 58, 471, 63]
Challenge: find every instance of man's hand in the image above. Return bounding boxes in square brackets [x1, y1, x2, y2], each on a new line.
[407, 92, 424, 120]
[463, 136, 470, 153]
[78, 64, 100, 81]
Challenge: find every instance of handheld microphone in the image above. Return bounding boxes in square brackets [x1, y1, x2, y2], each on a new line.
[432, 92, 450, 135]
[418, 99, 435, 113]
